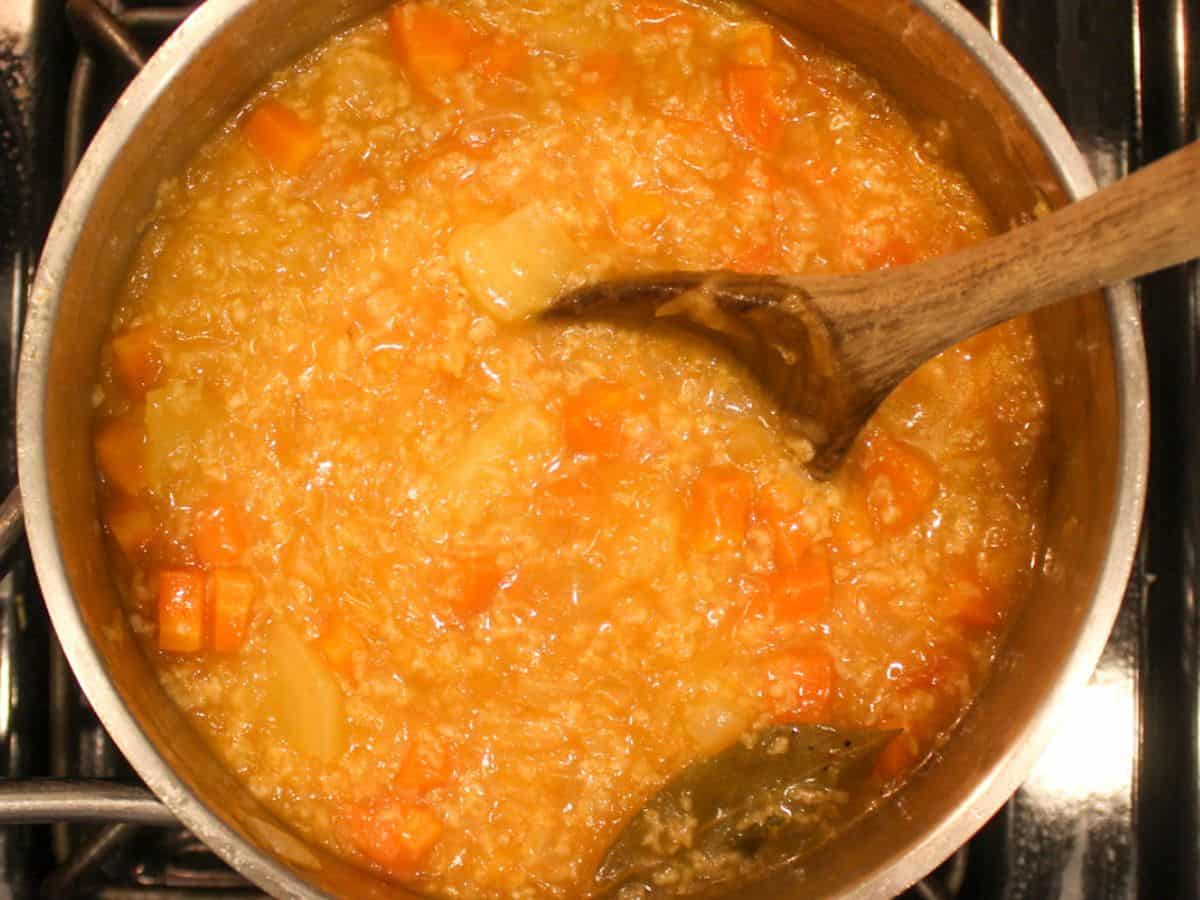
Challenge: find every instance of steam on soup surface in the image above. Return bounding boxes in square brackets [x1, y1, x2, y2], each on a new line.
[92, 0, 1049, 896]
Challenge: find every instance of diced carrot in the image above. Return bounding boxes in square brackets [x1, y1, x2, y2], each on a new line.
[209, 568, 254, 653]
[317, 616, 367, 676]
[474, 34, 527, 79]
[110, 322, 165, 398]
[754, 482, 813, 569]
[343, 801, 443, 879]
[192, 501, 249, 567]
[772, 522, 813, 569]
[628, 0, 694, 28]
[874, 731, 918, 781]
[689, 465, 755, 551]
[563, 382, 636, 457]
[947, 569, 1003, 630]
[157, 569, 207, 653]
[94, 417, 147, 496]
[243, 101, 322, 175]
[611, 188, 667, 237]
[104, 496, 156, 559]
[753, 482, 811, 561]
[395, 733, 454, 794]
[765, 553, 833, 620]
[861, 430, 939, 533]
[390, 4, 475, 84]
[766, 651, 836, 722]
[449, 560, 504, 620]
[573, 50, 624, 108]
[731, 21, 775, 67]
[724, 65, 783, 152]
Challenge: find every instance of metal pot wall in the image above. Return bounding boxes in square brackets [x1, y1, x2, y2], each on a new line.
[14, 0, 1149, 896]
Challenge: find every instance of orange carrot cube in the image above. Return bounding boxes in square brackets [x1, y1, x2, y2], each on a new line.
[689, 465, 755, 550]
[157, 569, 207, 653]
[110, 322, 164, 398]
[94, 417, 147, 496]
[390, 4, 475, 83]
[209, 568, 254, 653]
[772, 522, 813, 569]
[754, 482, 816, 569]
[243, 101, 321, 175]
[344, 801, 443, 878]
[766, 553, 833, 620]
[861, 431, 939, 533]
[724, 65, 783, 151]
[192, 501, 248, 567]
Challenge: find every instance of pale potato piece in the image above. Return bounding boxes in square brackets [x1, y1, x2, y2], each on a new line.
[143, 381, 222, 491]
[444, 403, 562, 519]
[450, 204, 585, 322]
[263, 623, 344, 763]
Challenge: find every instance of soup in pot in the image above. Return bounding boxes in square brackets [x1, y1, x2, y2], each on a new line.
[91, 0, 1050, 896]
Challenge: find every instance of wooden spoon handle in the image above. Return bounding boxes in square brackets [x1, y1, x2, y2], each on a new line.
[879, 140, 1200, 349]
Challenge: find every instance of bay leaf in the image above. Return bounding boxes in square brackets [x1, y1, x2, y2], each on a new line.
[595, 723, 897, 898]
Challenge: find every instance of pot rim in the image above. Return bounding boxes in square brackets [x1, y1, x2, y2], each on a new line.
[15, 0, 1150, 897]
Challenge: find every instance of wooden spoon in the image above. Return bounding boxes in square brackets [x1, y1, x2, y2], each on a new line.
[549, 141, 1199, 477]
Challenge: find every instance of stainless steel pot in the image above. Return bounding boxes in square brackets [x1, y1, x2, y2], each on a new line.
[14, 0, 1149, 896]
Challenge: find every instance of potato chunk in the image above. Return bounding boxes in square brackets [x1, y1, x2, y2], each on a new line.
[144, 381, 223, 491]
[449, 204, 585, 321]
[445, 404, 561, 520]
[264, 623, 345, 762]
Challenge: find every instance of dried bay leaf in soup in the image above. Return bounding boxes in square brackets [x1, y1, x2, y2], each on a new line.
[263, 623, 345, 763]
[596, 724, 896, 896]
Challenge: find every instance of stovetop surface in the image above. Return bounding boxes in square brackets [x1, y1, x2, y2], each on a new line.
[0, 1, 1194, 898]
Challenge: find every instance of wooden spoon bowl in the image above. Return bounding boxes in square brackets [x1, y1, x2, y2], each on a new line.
[550, 141, 1199, 476]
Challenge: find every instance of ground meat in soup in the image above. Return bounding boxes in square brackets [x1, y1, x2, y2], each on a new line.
[91, 0, 1050, 896]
